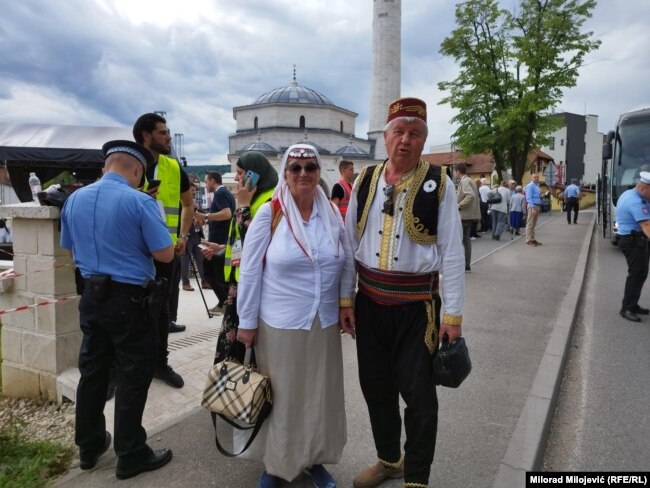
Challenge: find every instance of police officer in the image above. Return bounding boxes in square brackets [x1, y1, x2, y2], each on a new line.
[61, 140, 175, 479]
[616, 171, 650, 322]
[564, 179, 581, 224]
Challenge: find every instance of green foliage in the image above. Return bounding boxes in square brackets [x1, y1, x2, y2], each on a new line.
[438, 0, 600, 183]
[0, 423, 74, 488]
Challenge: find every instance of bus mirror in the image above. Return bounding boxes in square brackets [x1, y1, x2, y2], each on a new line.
[602, 142, 612, 160]
[606, 130, 615, 144]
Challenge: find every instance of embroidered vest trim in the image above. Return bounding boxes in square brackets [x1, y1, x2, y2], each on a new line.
[355, 160, 444, 244]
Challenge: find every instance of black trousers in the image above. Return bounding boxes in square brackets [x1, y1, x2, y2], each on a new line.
[168, 255, 181, 322]
[566, 197, 579, 223]
[203, 252, 228, 306]
[75, 287, 156, 462]
[619, 236, 649, 312]
[461, 219, 473, 268]
[355, 292, 439, 486]
[154, 255, 180, 367]
[480, 201, 491, 231]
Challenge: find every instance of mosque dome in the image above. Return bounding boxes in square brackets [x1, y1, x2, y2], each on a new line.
[333, 143, 371, 158]
[237, 139, 279, 155]
[253, 80, 334, 106]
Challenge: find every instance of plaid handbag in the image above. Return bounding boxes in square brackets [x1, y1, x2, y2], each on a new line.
[202, 347, 272, 456]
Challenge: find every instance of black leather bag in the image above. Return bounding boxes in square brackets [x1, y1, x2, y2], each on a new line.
[433, 337, 472, 388]
[486, 191, 502, 204]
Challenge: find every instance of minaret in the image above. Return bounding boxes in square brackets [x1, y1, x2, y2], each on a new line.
[367, 0, 401, 161]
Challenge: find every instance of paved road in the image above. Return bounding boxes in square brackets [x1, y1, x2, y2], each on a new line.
[543, 229, 650, 471]
[55, 210, 585, 488]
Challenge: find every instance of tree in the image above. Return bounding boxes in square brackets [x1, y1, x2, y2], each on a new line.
[438, 0, 600, 184]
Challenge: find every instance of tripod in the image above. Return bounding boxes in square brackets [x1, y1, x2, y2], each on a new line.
[188, 250, 214, 319]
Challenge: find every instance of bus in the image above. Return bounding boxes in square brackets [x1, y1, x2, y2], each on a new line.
[600, 107, 650, 244]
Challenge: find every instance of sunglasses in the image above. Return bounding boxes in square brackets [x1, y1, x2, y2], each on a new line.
[383, 185, 395, 216]
[287, 162, 320, 174]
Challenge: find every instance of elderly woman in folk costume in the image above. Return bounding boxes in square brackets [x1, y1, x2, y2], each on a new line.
[235, 143, 355, 488]
[201, 151, 278, 363]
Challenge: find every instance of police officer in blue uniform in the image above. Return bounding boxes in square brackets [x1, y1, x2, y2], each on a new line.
[61, 140, 175, 479]
[615, 171, 650, 322]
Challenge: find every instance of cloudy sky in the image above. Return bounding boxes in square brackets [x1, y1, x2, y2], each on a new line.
[1, 0, 648, 165]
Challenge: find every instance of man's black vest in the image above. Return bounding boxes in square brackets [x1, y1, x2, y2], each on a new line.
[354, 161, 446, 245]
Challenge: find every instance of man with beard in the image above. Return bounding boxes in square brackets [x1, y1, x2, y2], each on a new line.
[133, 113, 194, 388]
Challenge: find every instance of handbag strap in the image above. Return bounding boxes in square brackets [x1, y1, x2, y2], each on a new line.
[210, 399, 272, 457]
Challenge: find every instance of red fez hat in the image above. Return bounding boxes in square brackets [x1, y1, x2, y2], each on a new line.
[387, 97, 427, 124]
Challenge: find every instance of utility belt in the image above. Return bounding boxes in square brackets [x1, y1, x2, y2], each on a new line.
[83, 275, 168, 319]
[620, 232, 647, 246]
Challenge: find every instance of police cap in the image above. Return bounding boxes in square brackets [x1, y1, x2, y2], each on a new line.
[640, 171, 650, 185]
[102, 140, 153, 168]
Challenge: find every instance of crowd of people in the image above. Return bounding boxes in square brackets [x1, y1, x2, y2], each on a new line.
[60, 97, 595, 487]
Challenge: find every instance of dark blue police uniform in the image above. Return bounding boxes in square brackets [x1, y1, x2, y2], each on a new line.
[616, 184, 650, 321]
[61, 142, 172, 476]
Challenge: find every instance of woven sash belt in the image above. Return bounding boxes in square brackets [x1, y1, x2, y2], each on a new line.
[357, 262, 439, 306]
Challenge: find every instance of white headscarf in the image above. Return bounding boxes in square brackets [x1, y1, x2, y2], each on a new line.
[273, 143, 342, 261]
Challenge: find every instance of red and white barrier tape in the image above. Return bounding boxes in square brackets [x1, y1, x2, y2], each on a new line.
[0, 294, 79, 316]
[0, 263, 74, 281]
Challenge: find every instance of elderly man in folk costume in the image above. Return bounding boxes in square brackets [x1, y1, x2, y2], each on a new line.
[339, 97, 465, 488]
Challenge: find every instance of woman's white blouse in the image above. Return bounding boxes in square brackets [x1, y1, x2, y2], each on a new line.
[237, 203, 350, 330]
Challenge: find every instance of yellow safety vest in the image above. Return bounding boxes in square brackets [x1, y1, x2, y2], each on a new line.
[224, 188, 275, 283]
[153, 155, 181, 245]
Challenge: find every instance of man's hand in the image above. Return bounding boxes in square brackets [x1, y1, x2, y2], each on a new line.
[237, 328, 257, 348]
[175, 237, 187, 256]
[439, 323, 462, 344]
[339, 307, 356, 339]
[200, 241, 224, 260]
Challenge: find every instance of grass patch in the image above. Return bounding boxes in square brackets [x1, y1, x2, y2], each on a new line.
[0, 422, 75, 488]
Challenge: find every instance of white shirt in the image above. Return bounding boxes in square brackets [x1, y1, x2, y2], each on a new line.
[478, 185, 490, 203]
[237, 203, 352, 330]
[341, 172, 464, 316]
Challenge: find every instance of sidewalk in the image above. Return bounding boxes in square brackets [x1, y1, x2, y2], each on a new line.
[54, 210, 595, 488]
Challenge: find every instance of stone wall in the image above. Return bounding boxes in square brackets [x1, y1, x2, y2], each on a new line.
[0, 203, 79, 401]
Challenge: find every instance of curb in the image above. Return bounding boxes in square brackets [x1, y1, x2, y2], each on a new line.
[491, 212, 596, 487]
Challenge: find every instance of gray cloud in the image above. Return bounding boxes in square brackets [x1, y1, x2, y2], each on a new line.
[1, 0, 649, 164]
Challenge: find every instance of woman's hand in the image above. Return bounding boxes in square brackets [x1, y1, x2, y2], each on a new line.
[339, 307, 356, 339]
[236, 178, 256, 207]
[237, 328, 257, 348]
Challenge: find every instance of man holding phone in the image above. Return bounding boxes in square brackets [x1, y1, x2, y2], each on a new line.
[199, 171, 235, 313]
[133, 113, 194, 389]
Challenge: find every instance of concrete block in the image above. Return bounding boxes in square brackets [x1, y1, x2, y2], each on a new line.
[0, 326, 22, 363]
[37, 220, 61, 256]
[12, 219, 40, 255]
[55, 331, 82, 373]
[0, 294, 36, 329]
[1, 363, 42, 399]
[26, 254, 56, 295]
[36, 295, 80, 334]
[9, 255, 27, 292]
[22, 331, 57, 372]
[0, 275, 13, 293]
[53, 258, 76, 295]
[39, 372, 58, 402]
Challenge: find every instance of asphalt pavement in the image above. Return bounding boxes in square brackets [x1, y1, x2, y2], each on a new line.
[54, 209, 595, 488]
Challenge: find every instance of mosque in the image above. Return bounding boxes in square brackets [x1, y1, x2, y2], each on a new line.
[226, 0, 402, 193]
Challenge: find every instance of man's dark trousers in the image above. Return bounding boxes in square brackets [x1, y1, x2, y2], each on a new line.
[355, 292, 439, 486]
[566, 197, 579, 223]
[75, 286, 156, 462]
[154, 256, 180, 367]
[203, 252, 228, 306]
[619, 235, 650, 312]
[168, 254, 182, 323]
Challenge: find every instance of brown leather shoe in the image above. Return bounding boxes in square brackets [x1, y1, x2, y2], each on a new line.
[526, 240, 537, 246]
[532, 240, 543, 246]
[353, 460, 404, 488]
[182, 284, 194, 291]
[201, 281, 212, 289]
